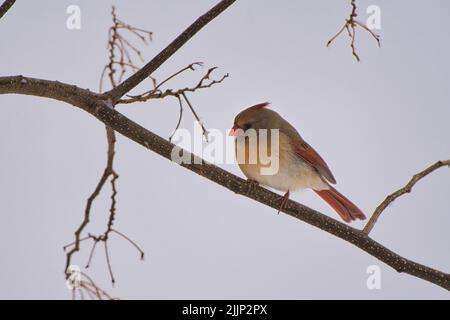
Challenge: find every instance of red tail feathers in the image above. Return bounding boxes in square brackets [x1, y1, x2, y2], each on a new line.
[314, 186, 366, 223]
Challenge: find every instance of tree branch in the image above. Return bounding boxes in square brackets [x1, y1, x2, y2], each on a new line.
[363, 160, 450, 235]
[0, 0, 16, 20]
[1, 0, 448, 294]
[1, 75, 448, 291]
[105, 0, 236, 102]
[65, 7, 150, 285]
[0, 75, 101, 106]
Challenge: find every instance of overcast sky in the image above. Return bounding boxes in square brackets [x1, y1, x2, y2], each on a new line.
[0, 0, 449, 299]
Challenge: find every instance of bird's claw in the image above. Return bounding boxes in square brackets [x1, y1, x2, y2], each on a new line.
[278, 191, 290, 215]
[246, 179, 259, 195]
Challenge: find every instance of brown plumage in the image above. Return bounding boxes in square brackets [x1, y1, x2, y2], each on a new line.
[230, 103, 365, 223]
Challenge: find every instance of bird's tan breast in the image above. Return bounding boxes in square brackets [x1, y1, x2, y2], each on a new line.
[235, 132, 328, 191]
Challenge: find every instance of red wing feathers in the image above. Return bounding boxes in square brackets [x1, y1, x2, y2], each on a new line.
[290, 140, 337, 184]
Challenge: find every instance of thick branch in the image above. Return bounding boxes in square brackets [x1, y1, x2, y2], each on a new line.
[0, 0, 16, 19]
[0, 76, 101, 107]
[91, 106, 450, 292]
[1, 76, 448, 291]
[105, 0, 236, 101]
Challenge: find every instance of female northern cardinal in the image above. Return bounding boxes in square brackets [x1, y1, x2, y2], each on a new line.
[230, 102, 366, 223]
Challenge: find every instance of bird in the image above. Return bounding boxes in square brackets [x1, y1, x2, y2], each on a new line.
[229, 102, 366, 223]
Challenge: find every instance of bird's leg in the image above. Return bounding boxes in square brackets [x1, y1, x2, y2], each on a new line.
[278, 190, 290, 214]
[246, 179, 260, 195]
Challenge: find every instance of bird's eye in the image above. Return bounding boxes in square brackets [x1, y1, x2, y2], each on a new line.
[242, 123, 252, 131]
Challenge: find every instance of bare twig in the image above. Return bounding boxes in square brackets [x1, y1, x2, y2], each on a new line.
[326, 0, 380, 61]
[67, 268, 114, 300]
[77, 272, 116, 300]
[105, 0, 237, 101]
[119, 65, 228, 104]
[181, 92, 209, 141]
[111, 229, 145, 259]
[65, 7, 148, 284]
[64, 167, 110, 277]
[104, 241, 115, 285]
[354, 20, 381, 45]
[85, 236, 98, 268]
[63, 127, 120, 283]
[169, 95, 184, 143]
[363, 160, 450, 235]
[0, 0, 16, 20]
[100, 8, 225, 144]
[155, 62, 203, 91]
[118, 64, 228, 141]
[100, 6, 153, 93]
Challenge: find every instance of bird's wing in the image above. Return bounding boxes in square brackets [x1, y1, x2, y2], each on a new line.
[290, 139, 337, 184]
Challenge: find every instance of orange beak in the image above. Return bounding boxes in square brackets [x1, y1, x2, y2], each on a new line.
[229, 124, 241, 136]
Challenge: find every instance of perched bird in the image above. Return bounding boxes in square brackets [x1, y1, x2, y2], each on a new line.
[229, 102, 366, 223]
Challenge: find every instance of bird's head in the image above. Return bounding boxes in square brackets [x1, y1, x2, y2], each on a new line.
[230, 102, 283, 136]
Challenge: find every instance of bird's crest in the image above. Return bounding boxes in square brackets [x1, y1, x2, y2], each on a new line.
[250, 102, 270, 110]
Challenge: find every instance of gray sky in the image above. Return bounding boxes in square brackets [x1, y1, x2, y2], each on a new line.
[0, 0, 449, 299]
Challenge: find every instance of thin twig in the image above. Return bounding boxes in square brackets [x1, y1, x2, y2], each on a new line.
[66, 6, 148, 285]
[99, 6, 153, 93]
[155, 62, 203, 91]
[79, 272, 116, 300]
[326, 0, 380, 61]
[64, 167, 110, 276]
[181, 92, 209, 141]
[354, 20, 381, 47]
[111, 229, 145, 260]
[363, 160, 450, 235]
[119, 65, 228, 104]
[63, 235, 91, 251]
[118, 65, 228, 142]
[169, 95, 184, 143]
[85, 236, 98, 268]
[105, 0, 237, 101]
[104, 241, 115, 285]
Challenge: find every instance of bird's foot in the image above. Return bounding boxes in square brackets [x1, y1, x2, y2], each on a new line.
[246, 179, 260, 195]
[278, 191, 290, 215]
